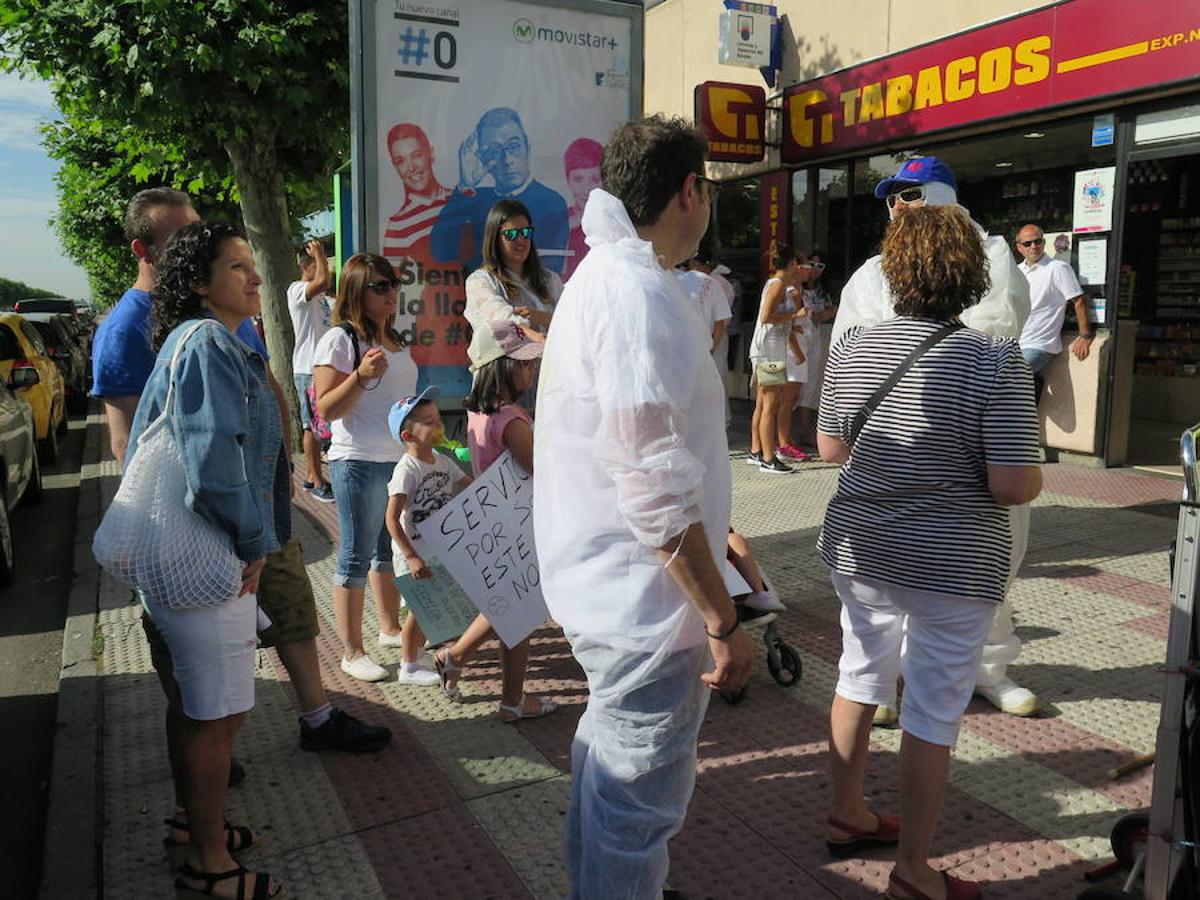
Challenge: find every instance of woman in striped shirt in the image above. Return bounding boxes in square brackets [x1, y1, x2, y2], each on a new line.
[817, 206, 1042, 900]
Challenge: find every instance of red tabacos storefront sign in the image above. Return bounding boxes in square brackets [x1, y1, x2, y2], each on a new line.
[695, 81, 768, 163]
[782, 0, 1200, 163]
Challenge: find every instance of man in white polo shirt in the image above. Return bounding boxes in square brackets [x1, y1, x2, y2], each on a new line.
[1015, 223, 1093, 401]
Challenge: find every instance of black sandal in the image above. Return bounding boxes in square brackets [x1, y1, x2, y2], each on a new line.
[163, 818, 261, 854]
[175, 862, 282, 898]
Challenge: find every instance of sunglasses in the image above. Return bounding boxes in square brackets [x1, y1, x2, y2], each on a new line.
[500, 226, 535, 242]
[1017, 237, 1046, 247]
[365, 278, 401, 293]
[478, 138, 528, 165]
[802, 261, 826, 271]
[885, 185, 927, 208]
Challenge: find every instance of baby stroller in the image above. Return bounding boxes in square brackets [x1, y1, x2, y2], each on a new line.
[721, 559, 802, 704]
[1078, 426, 1200, 900]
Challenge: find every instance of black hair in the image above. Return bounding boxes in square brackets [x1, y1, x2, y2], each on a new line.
[463, 356, 524, 415]
[125, 187, 192, 246]
[151, 221, 243, 348]
[773, 245, 801, 271]
[601, 115, 707, 227]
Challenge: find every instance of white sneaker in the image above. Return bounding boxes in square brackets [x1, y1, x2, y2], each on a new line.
[341, 655, 389, 683]
[873, 704, 899, 727]
[378, 630, 404, 648]
[975, 677, 1039, 716]
[744, 589, 787, 612]
[396, 666, 441, 686]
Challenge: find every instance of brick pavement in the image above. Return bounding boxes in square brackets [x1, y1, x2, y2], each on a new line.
[66, 412, 1184, 898]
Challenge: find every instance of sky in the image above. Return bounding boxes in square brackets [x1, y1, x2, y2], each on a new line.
[0, 71, 90, 300]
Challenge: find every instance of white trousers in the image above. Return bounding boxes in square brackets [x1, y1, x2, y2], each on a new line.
[564, 637, 711, 900]
[975, 503, 1031, 687]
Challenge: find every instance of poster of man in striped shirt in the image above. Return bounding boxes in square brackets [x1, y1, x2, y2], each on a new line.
[382, 123, 471, 395]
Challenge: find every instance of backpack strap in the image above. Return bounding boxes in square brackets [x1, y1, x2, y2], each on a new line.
[849, 322, 965, 444]
[338, 322, 362, 370]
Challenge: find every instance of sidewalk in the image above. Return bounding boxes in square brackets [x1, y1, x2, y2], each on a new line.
[44, 410, 1184, 898]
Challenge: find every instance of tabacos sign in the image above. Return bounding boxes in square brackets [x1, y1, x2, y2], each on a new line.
[782, 0, 1200, 163]
[695, 81, 767, 163]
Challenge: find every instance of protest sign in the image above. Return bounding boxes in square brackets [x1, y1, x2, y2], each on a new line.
[417, 450, 548, 648]
[395, 563, 480, 646]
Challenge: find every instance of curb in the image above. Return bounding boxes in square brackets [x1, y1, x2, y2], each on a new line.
[39, 406, 107, 899]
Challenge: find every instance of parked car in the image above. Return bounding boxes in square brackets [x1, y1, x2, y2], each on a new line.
[0, 313, 66, 462]
[20, 313, 89, 414]
[0, 382, 42, 586]
[13, 297, 78, 318]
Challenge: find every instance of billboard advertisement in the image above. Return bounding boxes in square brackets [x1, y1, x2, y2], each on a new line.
[357, 0, 641, 397]
[781, 0, 1200, 164]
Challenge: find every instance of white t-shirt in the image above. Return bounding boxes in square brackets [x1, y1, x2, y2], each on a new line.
[312, 327, 417, 463]
[533, 189, 730, 654]
[387, 451, 466, 574]
[287, 281, 333, 375]
[674, 271, 731, 349]
[1018, 255, 1084, 355]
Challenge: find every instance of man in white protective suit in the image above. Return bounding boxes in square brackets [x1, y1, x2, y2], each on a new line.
[833, 156, 1041, 719]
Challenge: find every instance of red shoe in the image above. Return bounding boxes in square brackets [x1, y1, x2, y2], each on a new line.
[825, 811, 900, 858]
[887, 870, 981, 900]
[779, 443, 811, 461]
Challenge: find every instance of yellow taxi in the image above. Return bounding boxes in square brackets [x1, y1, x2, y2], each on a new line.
[0, 313, 65, 462]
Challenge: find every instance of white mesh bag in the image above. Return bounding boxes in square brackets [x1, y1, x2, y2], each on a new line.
[92, 320, 244, 607]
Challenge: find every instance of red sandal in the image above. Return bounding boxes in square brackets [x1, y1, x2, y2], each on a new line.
[887, 870, 981, 900]
[825, 811, 900, 858]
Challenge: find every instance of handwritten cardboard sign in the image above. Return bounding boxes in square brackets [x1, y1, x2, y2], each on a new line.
[416, 450, 549, 648]
[395, 564, 480, 646]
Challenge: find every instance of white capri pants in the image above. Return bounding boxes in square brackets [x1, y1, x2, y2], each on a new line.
[832, 571, 995, 746]
[142, 592, 258, 721]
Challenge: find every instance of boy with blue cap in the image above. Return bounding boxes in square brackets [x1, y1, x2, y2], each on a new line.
[833, 156, 1040, 722]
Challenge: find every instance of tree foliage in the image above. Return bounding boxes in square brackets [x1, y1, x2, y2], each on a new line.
[0, 276, 63, 307]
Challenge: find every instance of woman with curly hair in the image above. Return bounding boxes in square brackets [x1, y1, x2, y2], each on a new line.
[312, 254, 433, 684]
[816, 206, 1042, 900]
[128, 220, 286, 898]
[464, 198, 563, 342]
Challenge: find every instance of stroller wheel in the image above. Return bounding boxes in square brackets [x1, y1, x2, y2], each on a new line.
[721, 686, 748, 705]
[767, 643, 802, 686]
[1109, 811, 1150, 868]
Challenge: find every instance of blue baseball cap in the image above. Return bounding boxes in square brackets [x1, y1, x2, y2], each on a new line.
[388, 386, 439, 441]
[874, 156, 957, 199]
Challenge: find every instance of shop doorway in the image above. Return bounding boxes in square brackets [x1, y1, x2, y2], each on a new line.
[1120, 150, 1200, 471]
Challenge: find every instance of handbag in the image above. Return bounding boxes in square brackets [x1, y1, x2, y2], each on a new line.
[754, 359, 788, 387]
[92, 320, 245, 608]
[848, 321, 964, 443]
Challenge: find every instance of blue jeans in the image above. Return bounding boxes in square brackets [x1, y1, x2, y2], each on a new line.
[1020, 347, 1057, 374]
[329, 459, 394, 588]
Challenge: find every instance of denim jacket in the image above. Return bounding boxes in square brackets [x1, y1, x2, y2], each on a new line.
[127, 316, 290, 563]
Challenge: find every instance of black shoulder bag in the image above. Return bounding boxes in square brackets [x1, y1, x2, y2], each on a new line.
[848, 322, 965, 444]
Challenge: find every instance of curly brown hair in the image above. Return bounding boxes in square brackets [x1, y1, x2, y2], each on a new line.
[881, 206, 989, 319]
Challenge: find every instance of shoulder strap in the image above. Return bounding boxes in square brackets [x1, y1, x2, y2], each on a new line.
[849, 322, 965, 444]
[338, 321, 361, 369]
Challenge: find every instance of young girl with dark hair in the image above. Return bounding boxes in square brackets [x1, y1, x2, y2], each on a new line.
[432, 319, 558, 721]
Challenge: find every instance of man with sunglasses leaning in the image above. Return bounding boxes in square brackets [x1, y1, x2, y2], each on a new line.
[1015, 223, 1092, 402]
[834, 157, 1043, 720]
[431, 106, 570, 275]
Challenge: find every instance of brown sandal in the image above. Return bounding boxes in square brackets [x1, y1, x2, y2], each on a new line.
[175, 862, 282, 898]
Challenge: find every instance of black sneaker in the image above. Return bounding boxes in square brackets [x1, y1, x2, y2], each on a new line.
[759, 457, 793, 474]
[743, 450, 763, 465]
[300, 708, 392, 753]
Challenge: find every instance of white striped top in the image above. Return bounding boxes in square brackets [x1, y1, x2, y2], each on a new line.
[817, 318, 1040, 603]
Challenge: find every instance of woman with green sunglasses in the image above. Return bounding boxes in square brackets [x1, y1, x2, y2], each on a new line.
[465, 199, 563, 345]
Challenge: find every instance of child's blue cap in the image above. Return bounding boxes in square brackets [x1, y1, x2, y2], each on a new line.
[874, 156, 957, 199]
[388, 386, 439, 441]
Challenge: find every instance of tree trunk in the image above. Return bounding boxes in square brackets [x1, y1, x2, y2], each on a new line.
[225, 124, 301, 449]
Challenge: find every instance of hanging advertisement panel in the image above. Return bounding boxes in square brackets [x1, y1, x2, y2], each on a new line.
[358, 0, 641, 397]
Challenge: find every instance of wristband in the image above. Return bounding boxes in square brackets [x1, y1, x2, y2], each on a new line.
[705, 618, 740, 640]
